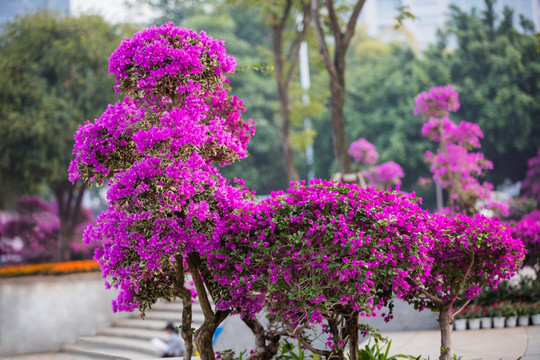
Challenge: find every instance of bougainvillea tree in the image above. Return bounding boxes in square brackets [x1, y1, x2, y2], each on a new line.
[211, 179, 433, 360]
[347, 138, 404, 189]
[69, 23, 256, 360]
[413, 85, 507, 216]
[407, 212, 525, 360]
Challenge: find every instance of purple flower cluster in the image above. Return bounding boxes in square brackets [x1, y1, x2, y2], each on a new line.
[363, 161, 405, 189]
[413, 85, 460, 119]
[348, 138, 379, 165]
[109, 23, 236, 98]
[348, 138, 404, 190]
[507, 210, 539, 276]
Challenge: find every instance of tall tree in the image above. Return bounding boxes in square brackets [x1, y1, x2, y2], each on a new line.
[0, 12, 131, 260]
[311, 0, 366, 174]
[265, 0, 311, 182]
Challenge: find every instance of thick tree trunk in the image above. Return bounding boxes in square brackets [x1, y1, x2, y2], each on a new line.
[54, 181, 85, 261]
[173, 255, 194, 360]
[194, 310, 229, 360]
[242, 315, 281, 360]
[346, 313, 359, 360]
[438, 306, 453, 360]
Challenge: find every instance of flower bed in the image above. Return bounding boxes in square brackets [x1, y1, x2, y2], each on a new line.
[455, 301, 540, 330]
[0, 259, 100, 278]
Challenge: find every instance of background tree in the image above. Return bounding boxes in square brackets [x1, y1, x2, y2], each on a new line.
[311, 0, 366, 174]
[426, 0, 540, 186]
[0, 12, 132, 260]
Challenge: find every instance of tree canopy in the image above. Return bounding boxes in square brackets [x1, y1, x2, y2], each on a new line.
[0, 11, 132, 206]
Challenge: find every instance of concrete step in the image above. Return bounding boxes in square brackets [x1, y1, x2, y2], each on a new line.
[1, 352, 103, 360]
[98, 326, 168, 342]
[76, 335, 161, 356]
[61, 343, 154, 360]
[137, 310, 205, 324]
[114, 313, 204, 330]
[148, 301, 186, 312]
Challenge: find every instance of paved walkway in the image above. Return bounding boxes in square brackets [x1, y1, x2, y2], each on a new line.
[3, 326, 539, 359]
[374, 326, 540, 360]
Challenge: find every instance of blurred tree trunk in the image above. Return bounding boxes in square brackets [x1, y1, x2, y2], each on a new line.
[311, 0, 366, 173]
[54, 181, 85, 261]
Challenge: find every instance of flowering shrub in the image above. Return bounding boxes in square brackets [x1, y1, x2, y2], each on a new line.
[70, 22, 254, 312]
[414, 85, 507, 216]
[348, 138, 378, 165]
[408, 212, 525, 360]
[211, 180, 433, 359]
[421, 213, 524, 304]
[456, 303, 484, 319]
[413, 84, 460, 119]
[0, 196, 93, 264]
[347, 138, 404, 190]
[508, 210, 540, 279]
[69, 23, 256, 360]
[363, 161, 405, 190]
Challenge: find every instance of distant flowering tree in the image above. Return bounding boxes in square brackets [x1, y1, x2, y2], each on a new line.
[69, 23, 256, 360]
[522, 149, 540, 205]
[347, 138, 404, 190]
[0, 196, 93, 264]
[508, 210, 540, 279]
[407, 212, 525, 360]
[413, 85, 508, 216]
[211, 180, 433, 360]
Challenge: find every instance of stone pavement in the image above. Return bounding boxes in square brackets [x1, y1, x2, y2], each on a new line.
[375, 326, 540, 360]
[2, 326, 539, 360]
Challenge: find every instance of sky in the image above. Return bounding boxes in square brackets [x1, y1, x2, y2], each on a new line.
[70, 0, 160, 24]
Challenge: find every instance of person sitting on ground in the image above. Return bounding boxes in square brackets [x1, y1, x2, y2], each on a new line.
[161, 322, 185, 358]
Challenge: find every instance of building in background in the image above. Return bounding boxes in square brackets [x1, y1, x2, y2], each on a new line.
[0, 0, 69, 26]
[360, 0, 539, 50]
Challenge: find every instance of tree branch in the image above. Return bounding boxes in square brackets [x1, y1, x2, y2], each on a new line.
[186, 253, 215, 320]
[343, 0, 366, 49]
[325, 0, 342, 44]
[284, 1, 311, 86]
[311, 0, 338, 79]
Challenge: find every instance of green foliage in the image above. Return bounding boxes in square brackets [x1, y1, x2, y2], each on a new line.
[0, 11, 131, 206]
[472, 275, 540, 305]
[216, 349, 247, 360]
[342, 37, 435, 199]
[276, 339, 320, 360]
[357, 338, 420, 360]
[394, 6, 418, 30]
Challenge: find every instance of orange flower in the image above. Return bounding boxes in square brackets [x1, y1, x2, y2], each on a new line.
[0, 260, 100, 278]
